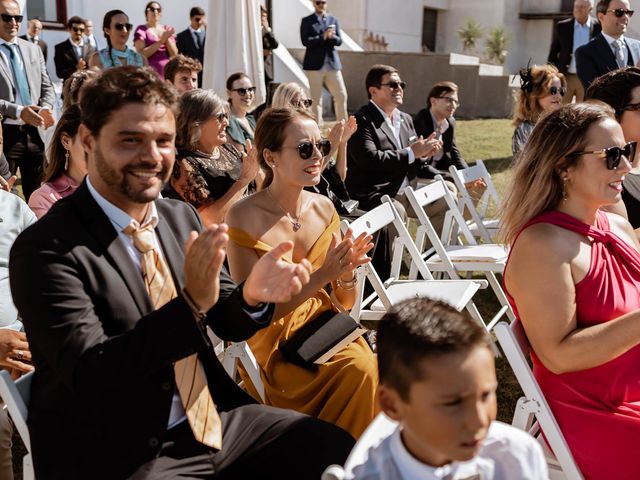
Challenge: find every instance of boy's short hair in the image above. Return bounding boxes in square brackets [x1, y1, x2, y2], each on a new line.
[365, 64, 398, 99]
[67, 16, 86, 29]
[427, 81, 458, 106]
[190, 6, 205, 18]
[377, 298, 492, 400]
[164, 54, 203, 84]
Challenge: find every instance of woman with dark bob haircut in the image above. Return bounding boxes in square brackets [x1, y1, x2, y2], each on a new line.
[502, 102, 640, 479]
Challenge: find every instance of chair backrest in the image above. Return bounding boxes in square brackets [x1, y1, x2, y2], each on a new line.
[344, 412, 398, 475]
[449, 160, 501, 242]
[493, 322, 583, 480]
[0, 370, 32, 453]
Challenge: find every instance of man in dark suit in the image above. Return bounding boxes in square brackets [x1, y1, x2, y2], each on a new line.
[176, 7, 206, 87]
[414, 81, 468, 180]
[20, 18, 47, 61]
[9, 67, 354, 479]
[346, 65, 443, 219]
[53, 16, 96, 84]
[300, 0, 348, 124]
[548, 0, 601, 102]
[0, 0, 55, 202]
[576, 0, 640, 88]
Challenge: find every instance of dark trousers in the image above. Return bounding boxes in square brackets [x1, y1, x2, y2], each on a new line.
[3, 124, 45, 201]
[130, 404, 355, 479]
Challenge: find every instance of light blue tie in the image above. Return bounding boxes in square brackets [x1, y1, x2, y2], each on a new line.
[3, 44, 31, 106]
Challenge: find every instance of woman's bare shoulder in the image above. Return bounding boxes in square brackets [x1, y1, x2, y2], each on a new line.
[226, 191, 270, 232]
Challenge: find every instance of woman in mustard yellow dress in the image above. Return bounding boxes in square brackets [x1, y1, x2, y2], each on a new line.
[226, 108, 378, 439]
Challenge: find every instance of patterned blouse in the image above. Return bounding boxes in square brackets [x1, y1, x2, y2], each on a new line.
[98, 47, 144, 69]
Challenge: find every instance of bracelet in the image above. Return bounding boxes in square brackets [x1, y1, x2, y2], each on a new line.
[182, 288, 207, 323]
[336, 273, 357, 290]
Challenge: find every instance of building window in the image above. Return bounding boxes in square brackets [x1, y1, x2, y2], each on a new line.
[27, 0, 67, 29]
[422, 8, 437, 52]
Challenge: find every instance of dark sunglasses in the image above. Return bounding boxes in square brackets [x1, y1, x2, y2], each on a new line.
[72, 27, 85, 33]
[285, 139, 331, 159]
[295, 98, 313, 108]
[0, 14, 23, 23]
[231, 86, 256, 96]
[316, 1, 327, 4]
[147, 7, 162, 13]
[549, 86, 567, 96]
[214, 112, 229, 122]
[379, 80, 406, 90]
[607, 8, 634, 17]
[113, 22, 133, 31]
[568, 141, 637, 170]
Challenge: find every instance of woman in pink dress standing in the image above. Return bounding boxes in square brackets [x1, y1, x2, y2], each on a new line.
[134, 1, 177, 78]
[502, 102, 640, 480]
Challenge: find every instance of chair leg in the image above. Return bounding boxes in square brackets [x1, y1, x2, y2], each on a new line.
[485, 272, 516, 322]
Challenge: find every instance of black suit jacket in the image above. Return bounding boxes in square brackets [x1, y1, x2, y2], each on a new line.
[575, 33, 640, 88]
[9, 181, 274, 479]
[176, 28, 204, 86]
[346, 102, 418, 210]
[547, 17, 600, 74]
[413, 108, 467, 180]
[300, 13, 342, 71]
[19, 34, 48, 62]
[53, 39, 96, 82]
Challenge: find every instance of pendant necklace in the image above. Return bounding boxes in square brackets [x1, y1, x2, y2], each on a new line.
[266, 188, 303, 232]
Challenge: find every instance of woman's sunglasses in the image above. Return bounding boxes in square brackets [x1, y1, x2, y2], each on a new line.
[284, 139, 331, 160]
[147, 7, 162, 13]
[214, 112, 229, 122]
[295, 98, 313, 109]
[113, 22, 133, 31]
[549, 86, 567, 96]
[568, 141, 637, 170]
[231, 87, 256, 96]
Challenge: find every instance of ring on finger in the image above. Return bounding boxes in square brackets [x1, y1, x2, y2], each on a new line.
[16, 350, 24, 360]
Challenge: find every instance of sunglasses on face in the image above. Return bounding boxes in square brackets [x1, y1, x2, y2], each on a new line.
[214, 112, 229, 122]
[568, 141, 637, 170]
[113, 22, 133, 31]
[231, 86, 256, 96]
[147, 7, 162, 13]
[295, 98, 313, 109]
[1, 14, 23, 23]
[379, 80, 406, 90]
[607, 8, 634, 17]
[285, 139, 331, 159]
[549, 86, 567, 96]
[316, 1, 327, 5]
[72, 26, 85, 33]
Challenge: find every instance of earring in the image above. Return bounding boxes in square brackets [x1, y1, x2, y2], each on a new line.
[562, 176, 568, 201]
[64, 149, 70, 171]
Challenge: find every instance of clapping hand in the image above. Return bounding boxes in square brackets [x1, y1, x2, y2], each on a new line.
[410, 131, 443, 158]
[161, 26, 175, 43]
[340, 116, 358, 145]
[243, 241, 313, 305]
[320, 229, 373, 284]
[240, 139, 260, 183]
[0, 175, 16, 192]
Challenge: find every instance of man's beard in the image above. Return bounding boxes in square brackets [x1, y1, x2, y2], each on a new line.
[93, 144, 171, 204]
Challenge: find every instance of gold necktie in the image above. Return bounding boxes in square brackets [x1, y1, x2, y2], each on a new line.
[124, 223, 222, 449]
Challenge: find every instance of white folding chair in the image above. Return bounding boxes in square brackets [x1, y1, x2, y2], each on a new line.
[449, 160, 502, 243]
[0, 370, 34, 480]
[322, 413, 398, 480]
[493, 321, 583, 480]
[341, 198, 485, 327]
[403, 177, 515, 323]
[207, 328, 265, 402]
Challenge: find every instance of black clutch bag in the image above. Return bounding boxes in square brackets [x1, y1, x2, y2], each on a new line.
[278, 310, 365, 369]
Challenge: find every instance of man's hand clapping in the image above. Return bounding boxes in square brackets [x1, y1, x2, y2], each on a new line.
[410, 131, 443, 159]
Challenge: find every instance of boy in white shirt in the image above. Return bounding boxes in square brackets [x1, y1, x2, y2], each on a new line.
[351, 298, 548, 480]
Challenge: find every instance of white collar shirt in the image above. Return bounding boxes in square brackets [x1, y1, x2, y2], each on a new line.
[602, 31, 628, 66]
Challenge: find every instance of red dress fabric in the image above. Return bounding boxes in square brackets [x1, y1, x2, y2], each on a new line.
[504, 210, 640, 480]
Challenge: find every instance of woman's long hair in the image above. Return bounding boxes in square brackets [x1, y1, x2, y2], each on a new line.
[271, 82, 306, 109]
[513, 64, 566, 126]
[102, 10, 128, 68]
[501, 102, 615, 245]
[176, 89, 228, 150]
[42, 104, 82, 183]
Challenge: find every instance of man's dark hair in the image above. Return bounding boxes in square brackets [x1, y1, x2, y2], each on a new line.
[377, 298, 492, 401]
[365, 64, 398, 99]
[427, 81, 458, 107]
[80, 66, 178, 136]
[596, 0, 613, 14]
[586, 66, 640, 119]
[164, 54, 202, 83]
[67, 15, 86, 29]
[190, 6, 205, 17]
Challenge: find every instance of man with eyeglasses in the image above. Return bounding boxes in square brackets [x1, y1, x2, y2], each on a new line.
[548, 0, 601, 103]
[413, 81, 469, 181]
[576, 0, 640, 88]
[19, 18, 47, 61]
[54, 16, 96, 84]
[300, 0, 348, 125]
[0, 0, 55, 202]
[176, 7, 206, 87]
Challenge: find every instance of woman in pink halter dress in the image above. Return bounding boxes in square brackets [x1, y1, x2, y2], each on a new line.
[502, 102, 640, 480]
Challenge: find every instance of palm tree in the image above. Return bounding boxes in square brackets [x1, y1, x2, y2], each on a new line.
[457, 18, 483, 54]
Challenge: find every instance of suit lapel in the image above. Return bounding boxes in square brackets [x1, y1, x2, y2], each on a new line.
[71, 181, 154, 316]
[155, 212, 185, 291]
[368, 103, 401, 150]
[0, 46, 12, 85]
[595, 34, 618, 70]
